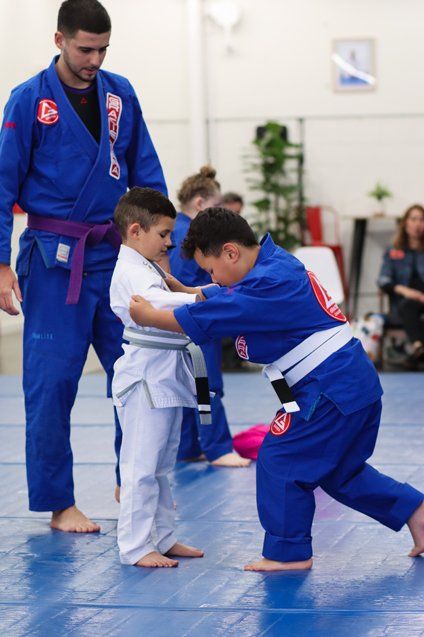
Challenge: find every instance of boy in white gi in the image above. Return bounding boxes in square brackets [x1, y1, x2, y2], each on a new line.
[111, 187, 206, 568]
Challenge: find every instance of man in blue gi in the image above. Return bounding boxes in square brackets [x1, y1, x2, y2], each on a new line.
[129, 208, 424, 570]
[0, 0, 166, 532]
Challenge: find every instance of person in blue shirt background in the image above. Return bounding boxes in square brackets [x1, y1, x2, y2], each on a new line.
[168, 167, 250, 467]
[129, 207, 424, 571]
[0, 0, 166, 533]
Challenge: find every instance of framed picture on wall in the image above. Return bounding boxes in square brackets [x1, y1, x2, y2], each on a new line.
[332, 38, 376, 92]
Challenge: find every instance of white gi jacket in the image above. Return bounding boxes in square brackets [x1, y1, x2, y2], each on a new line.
[110, 245, 198, 409]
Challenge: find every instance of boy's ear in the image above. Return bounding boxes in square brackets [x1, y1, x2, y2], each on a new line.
[128, 222, 143, 238]
[222, 242, 240, 261]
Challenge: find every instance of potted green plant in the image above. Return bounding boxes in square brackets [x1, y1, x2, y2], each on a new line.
[368, 182, 392, 216]
[245, 121, 304, 250]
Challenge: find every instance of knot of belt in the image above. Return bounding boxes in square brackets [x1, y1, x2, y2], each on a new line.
[123, 327, 212, 425]
[27, 214, 121, 304]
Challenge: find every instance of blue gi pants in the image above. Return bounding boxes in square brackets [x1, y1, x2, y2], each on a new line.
[19, 245, 123, 511]
[177, 340, 233, 462]
[257, 396, 424, 562]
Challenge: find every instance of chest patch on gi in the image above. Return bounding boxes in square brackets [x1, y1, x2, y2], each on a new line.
[37, 99, 59, 125]
[235, 335, 249, 360]
[270, 412, 291, 436]
[307, 270, 346, 322]
[107, 92, 122, 180]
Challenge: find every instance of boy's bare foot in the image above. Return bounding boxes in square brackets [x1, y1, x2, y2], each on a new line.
[244, 557, 313, 572]
[114, 485, 120, 503]
[135, 551, 179, 568]
[50, 505, 100, 533]
[407, 500, 424, 557]
[211, 452, 251, 468]
[165, 542, 204, 558]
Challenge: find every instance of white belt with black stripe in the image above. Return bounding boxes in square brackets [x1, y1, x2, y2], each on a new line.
[263, 323, 354, 413]
[123, 326, 212, 424]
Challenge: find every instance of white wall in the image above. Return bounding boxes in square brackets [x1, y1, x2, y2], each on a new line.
[1, 0, 423, 337]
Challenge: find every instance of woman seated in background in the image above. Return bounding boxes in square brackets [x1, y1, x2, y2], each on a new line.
[378, 204, 424, 368]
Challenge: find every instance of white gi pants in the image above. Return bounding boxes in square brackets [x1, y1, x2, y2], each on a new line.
[117, 383, 182, 565]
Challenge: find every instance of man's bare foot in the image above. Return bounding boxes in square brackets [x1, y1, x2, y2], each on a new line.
[244, 557, 313, 572]
[211, 452, 251, 468]
[135, 551, 179, 568]
[166, 542, 204, 558]
[114, 485, 120, 503]
[407, 500, 424, 557]
[50, 505, 100, 533]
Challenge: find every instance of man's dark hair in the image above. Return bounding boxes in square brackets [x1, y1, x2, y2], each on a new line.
[222, 192, 244, 206]
[114, 187, 176, 239]
[58, 0, 111, 37]
[182, 207, 258, 258]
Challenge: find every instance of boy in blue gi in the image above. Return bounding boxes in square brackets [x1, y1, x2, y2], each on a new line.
[0, 0, 166, 532]
[129, 208, 424, 571]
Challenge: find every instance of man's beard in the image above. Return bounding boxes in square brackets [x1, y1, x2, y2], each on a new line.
[63, 51, 98, 84]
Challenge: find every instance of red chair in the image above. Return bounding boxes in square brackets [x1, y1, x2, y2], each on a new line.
[304, 206, 348, 298]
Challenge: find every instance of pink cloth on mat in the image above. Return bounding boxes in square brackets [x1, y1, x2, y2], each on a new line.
[232, 424, 270, 460]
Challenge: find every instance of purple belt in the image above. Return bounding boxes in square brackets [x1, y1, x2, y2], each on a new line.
[27, 214, 121, 305]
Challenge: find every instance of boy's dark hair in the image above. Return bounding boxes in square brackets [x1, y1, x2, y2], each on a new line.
[222, 192, 244, 205]
[182, 207, 258, 258]
[114, 187, 176, 239]
[58, 0, 111, 37]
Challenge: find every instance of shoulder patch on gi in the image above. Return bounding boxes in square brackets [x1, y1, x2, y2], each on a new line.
[307, 270, 346, 322]
[37, 99, 59, 125]
[270, 412, 291, 436]
[235, 335, 249, 360]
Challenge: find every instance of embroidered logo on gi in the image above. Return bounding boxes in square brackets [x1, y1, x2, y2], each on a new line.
[389, 249, 405, 260]
[270, 412, 291, 436]
[235, 335, 249, 360]
[307, 270, 346, 322]
[37, 99, 59, 125]
[107, 92, 122, 180]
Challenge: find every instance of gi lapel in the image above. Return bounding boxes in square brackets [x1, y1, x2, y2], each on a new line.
[46, 57, 99, 163]
[46, 58, 114, 223]
[66, 70, 113, 222]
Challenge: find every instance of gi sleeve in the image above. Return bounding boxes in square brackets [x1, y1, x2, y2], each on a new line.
[377, 248, 396, 293]
[174, 280, 281, 344]
[0, 87, 35, 264]
[125, 83, 168, 196]
[143, 286, 197, 311]
[201, 284, 222, 299]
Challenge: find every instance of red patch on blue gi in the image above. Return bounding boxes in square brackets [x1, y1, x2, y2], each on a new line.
[270, 412, 291, 436]
[37, 99, 59, 125]
[389, 249, 405, 260]
[4, 122, 16, 129]
[307, 270, 346, 322]
[235, 335, 249, 360]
